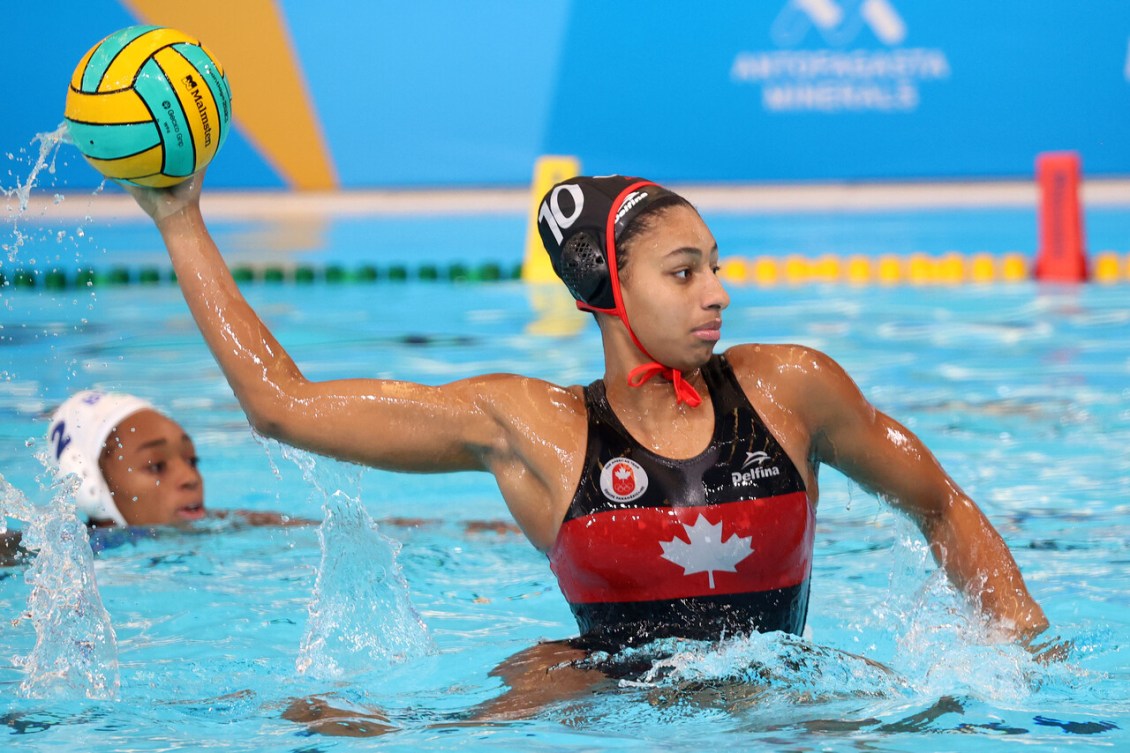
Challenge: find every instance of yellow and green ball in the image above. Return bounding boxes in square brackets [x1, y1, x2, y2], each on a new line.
[64, 25, 232, 187]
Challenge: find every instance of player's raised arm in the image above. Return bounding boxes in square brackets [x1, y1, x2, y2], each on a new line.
[121, 176, 543, 476]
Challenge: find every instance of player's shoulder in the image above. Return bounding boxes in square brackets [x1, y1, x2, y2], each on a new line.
[464, 372, 587, 419]
[724, 343, 868, 423]
[723, 343, 862, 405]
[724, 342, 843, 378]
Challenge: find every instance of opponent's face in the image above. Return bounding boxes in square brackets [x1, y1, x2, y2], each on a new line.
[100, 410, 205, 526]
[617, 205, 729, 370]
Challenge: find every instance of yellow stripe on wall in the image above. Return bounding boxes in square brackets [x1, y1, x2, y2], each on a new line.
[121, 0, 337, 190]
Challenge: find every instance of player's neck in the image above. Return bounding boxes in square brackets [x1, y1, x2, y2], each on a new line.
[602, 361, 712, 458]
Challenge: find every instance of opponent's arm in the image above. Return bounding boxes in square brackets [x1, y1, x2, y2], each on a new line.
[796, 347, 1048, 643]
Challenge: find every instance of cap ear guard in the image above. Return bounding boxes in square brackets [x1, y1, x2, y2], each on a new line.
[558, 230, 615, 311]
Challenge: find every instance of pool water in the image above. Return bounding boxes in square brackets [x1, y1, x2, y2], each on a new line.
[1, 208, 1129, 751]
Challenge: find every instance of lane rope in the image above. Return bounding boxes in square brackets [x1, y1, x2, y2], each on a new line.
[2, 252, 1127, 289]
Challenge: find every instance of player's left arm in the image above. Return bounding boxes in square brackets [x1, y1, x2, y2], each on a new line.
[797, 348, 1049, 644]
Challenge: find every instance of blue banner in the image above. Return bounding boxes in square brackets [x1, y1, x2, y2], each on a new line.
[3, 1, 1127, 189]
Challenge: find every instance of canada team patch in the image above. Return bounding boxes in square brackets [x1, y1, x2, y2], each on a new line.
[599, 457, 648, 502]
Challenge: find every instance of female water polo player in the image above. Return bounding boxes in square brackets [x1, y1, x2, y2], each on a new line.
[0, 390, 317, 566]
[121, 172, 1051, 709]
[42, 389, 314, 530]
[2, 390, 207, 565]
[47, 390, 207, 528]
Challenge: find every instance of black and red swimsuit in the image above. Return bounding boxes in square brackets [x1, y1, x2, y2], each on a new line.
[548, 354, 813, 650]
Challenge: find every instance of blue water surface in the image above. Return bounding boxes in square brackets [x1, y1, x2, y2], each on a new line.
[0, 203, 1127, 752]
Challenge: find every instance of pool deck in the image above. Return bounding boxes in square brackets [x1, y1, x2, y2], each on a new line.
[14, 178, 1130, 221]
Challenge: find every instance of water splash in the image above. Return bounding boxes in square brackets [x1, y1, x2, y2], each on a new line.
[616, 631, 908, 706]
[3, 124, 71, 263]
[280, 446, 432, 679]
[860, 528, 1068, 705]
[606, 523, 1083, 718]
[0, 470, 119, 700]
[3, 122, 71, 215]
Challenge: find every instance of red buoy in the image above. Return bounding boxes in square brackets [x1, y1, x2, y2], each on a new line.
[1035, 151, 1088, 282]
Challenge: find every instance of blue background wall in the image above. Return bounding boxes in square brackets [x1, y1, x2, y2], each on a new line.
[4, 1, 1128, 190]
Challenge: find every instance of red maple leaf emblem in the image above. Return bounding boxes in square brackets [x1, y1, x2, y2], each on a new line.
[611, 462, 636, 496]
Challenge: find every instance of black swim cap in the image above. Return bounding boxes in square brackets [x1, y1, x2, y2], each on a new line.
[536, 175, 679, 312]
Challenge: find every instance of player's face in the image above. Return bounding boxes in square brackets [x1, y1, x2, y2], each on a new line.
[100, 410, 205, 526]
[618, 205, 729, 371]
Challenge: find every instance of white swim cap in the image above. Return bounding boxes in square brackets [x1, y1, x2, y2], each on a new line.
[47, 390, 154, 526]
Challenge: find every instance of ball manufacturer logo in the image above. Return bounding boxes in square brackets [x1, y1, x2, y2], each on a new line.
[180, 74, 214, 147]
[599, 457, 648, 502]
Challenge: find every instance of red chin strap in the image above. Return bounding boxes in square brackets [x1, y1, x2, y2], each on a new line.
[576, 181, 704, 408]
[626, 362, 704, 407]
